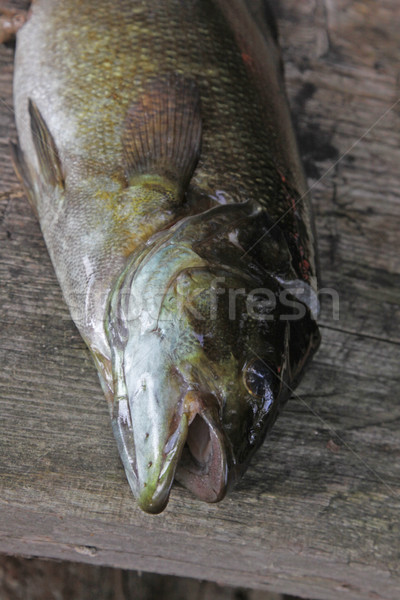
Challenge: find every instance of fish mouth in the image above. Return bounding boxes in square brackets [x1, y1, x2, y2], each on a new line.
[175, 406, 229, 504]
[111, 391, 229, 514]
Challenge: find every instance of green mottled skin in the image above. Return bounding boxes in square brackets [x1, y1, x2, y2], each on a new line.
[14, 0, 320, 512]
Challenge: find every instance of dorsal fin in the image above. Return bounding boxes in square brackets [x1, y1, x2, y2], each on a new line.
[122, 74, 202, 192]
[28, 98, 64, 188]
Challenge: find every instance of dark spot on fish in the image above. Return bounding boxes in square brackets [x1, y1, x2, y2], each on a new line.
[145, 432, 149, 440]
[148, 461, 152, 468]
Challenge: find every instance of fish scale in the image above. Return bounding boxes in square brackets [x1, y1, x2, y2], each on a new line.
[9, 0, 320, 512]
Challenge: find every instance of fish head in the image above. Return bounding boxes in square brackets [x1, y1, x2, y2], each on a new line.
[106, 236, 316, 513]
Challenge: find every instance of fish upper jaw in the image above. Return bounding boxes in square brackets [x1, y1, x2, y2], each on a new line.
[111, 393, 188, 514]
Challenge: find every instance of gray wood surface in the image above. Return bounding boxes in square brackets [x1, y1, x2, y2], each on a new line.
[1, 1, 399, 600]
[0, 555, 286, 600]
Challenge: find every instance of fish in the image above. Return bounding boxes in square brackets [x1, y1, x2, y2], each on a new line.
[7, 0, 320, 513]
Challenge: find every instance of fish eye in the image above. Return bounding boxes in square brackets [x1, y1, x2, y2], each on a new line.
[243, 359, 276, 400]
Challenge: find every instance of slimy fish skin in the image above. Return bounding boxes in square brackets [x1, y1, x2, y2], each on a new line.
[9, 0, 320, 513]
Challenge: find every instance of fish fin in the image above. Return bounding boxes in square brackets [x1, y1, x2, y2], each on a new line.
[122, 74, 202, 192]
[10, 139, 38, 217]
[28, 98, 64, 189]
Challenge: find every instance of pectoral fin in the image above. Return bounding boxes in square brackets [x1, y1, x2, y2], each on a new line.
[122, 74, 202, 194]
[28, 98, 64, 189]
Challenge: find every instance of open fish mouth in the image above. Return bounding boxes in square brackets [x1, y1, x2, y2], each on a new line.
[176, 406, 229, 504]
[111, 390, 229, 514]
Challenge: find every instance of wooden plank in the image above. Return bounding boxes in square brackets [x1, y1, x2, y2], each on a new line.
[0, 555, 285, 600]
[0, 1, 399, 600]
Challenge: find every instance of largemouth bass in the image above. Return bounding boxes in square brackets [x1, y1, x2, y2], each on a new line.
[8, 0, 320, 513]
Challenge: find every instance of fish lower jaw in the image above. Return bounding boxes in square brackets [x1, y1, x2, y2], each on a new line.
[175, 411, 229, 504]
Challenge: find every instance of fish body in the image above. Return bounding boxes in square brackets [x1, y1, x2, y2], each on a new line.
[12, 0, 320, 512]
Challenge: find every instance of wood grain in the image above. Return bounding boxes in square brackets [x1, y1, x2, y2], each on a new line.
[0, 555, 286, 600]
[1, 1, 399, 599]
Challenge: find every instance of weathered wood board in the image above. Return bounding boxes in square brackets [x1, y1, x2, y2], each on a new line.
[1, 1, 399, 600]
[0, 555, 286, 600]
